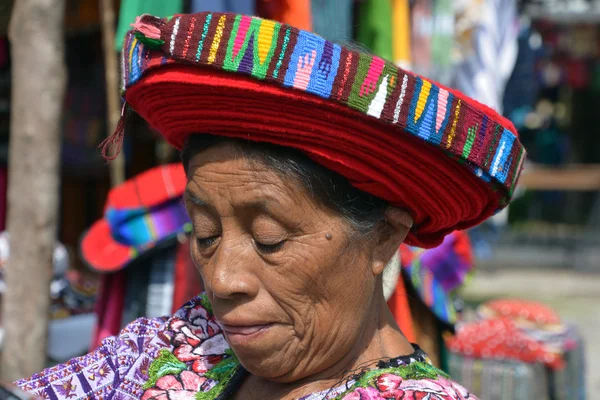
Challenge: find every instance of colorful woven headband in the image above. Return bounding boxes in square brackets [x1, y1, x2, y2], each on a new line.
[107, 12, 526, 248]
[80, 164, 190, 272]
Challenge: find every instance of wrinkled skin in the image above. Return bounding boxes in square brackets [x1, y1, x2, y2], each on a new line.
[184, 142, 414, 399]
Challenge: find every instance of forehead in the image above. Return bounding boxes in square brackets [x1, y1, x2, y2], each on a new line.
[184, 142, 307, 209]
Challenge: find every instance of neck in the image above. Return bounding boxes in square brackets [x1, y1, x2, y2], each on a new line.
[243, 291, 414, 400]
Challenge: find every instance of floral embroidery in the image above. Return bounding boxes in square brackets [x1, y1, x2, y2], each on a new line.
[53, 377, 78, 399]
[169, 297, 227, 374]
[336, 369, 473, 400]
[141, 371, 207, 400]
[135, 358, 152, 382]
[18, 294, 477, 400]
[142, 294, 238, 399]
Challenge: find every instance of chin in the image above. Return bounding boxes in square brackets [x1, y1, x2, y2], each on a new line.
[226, 327, 298, 381]
[240, 358, 291, 381]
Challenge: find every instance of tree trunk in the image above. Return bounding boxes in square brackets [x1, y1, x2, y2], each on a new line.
[0, 0, 66, 381]
[99, 0, 125, 187]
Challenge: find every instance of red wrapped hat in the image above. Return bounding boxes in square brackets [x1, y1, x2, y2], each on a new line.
[106, 12, 526, 248]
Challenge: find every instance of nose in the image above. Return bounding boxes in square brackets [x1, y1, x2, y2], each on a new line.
[207, 237, 260, 300]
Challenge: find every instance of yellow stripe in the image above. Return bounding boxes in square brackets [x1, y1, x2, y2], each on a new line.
[129, 37, 138, 67]
[392, 0, 412, 66]
[414, 79, 432, 123]
[258, 19, 277, 65]
[446, 100, 462, 148]
[208, 15, 227, 64]
[143, 213, 158, 240]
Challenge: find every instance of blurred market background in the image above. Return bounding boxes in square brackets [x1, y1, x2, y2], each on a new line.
[0, 0, 599, 399]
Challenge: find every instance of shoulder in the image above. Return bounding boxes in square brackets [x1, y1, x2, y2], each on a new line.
[339, 365, 478, 400]
[17, 294, 228, 400]
[16, 316, 168, 399]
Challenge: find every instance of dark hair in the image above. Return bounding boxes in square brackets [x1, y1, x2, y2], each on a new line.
[181, 135, 388, 238]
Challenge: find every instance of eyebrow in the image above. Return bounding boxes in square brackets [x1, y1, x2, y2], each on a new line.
[184, 188, 293, 220]
[184, 189, 207, 207]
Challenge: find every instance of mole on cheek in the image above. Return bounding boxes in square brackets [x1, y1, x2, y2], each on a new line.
[325, 233, 333, 241]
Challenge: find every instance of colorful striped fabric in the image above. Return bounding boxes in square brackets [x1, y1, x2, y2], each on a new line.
[401, 231, 474, 326]
[80, 164, 191, 272]
[122, 12, 525, 200]
[107, 199, 190, 249]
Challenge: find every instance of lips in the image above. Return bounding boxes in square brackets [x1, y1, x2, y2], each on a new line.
[221, 323, 271, 336]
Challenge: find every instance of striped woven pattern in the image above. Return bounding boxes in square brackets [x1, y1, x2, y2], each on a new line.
[106, 199, 190, 249]
[401, 231, 473, 325]
[116, 13, 528, 247]
[80, 164, 191, 272]
[122, 13, 525, 198]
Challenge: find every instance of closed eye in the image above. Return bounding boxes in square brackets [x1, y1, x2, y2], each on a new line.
[197, 235, 220, 249]
[255, 240, 286, 254]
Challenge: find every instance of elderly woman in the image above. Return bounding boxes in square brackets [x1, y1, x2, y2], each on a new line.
[18, 12, 525, 400]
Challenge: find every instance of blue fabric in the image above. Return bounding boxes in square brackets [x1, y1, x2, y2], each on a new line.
[106, 199, 190, 247]
[191, 0, 255, 14]
[311, 0, 353, 44]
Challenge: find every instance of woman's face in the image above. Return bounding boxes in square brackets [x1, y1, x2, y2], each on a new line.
[184, 142, 380, 382]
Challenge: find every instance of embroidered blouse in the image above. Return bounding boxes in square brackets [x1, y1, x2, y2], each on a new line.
[17, 294, 477, 399]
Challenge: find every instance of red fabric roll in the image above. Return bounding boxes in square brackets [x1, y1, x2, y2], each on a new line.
[127, 66, 497, 248]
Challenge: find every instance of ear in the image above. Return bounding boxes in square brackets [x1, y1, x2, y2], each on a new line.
[371, 207, 413, 276]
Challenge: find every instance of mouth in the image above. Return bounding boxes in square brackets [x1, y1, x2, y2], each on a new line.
[221, 323, 272, 336]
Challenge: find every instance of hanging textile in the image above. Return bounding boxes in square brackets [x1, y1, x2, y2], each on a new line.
[430, 0, 454, 85]
[62, 33, 109, 170]
[0, 169, 6, 231]
[257, 0, 312, 31]
[355, 0, 393, 60]
[192, 0, 226, 12]
[172, 237, 204, 313]
[387, 275, 416, 343]
[503, 24, 538, 118]
[311, 0, 353, 44]
[64, 0, 101, 34]
[120, 256, 152, 327]
[0, 1, 13, 36]
[392, 0, 411, 69]
[410, 0, 433, 78]
[451, 0, 519, 227]
[191, 0, 255, 15]
[401, 231, 473, 328]
[0, 38, 7, 68]
[114, 0, 184, 51]
[89, 271, 127, 350]
[145, 247, 176, 318]
[0, 36, 9, 151]
[451, 0, 519, 113]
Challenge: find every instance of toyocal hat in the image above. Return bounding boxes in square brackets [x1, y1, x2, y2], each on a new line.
[105, 12, 526, 248]
[80, 163, 190, 272]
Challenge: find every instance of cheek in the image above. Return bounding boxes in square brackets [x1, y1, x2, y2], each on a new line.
[263, 238, 374, 335]
[189, 240, 208, 277]
[314, 250, 374, 327]
[257, 255, 320, 333]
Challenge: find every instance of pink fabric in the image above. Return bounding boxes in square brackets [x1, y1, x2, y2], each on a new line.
[0, 168, 7, 230]
[0, 38, 8, 68]
[89, 271, 127, 350]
